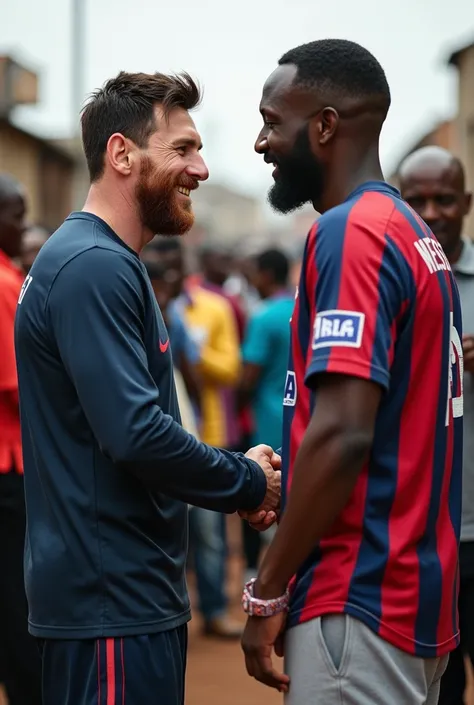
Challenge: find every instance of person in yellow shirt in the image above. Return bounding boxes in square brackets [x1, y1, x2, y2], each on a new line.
[147, 237, 244, 638]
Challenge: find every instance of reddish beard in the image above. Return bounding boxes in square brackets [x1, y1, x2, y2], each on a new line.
[135, 155, 195, 236]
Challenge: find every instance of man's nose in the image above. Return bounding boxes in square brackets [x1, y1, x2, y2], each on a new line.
[187, 153, 209, 182]
[420, 199, 441, 223]
[255, 132, 268, 155]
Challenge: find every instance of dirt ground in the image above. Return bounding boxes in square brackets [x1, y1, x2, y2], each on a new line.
[186, 515, 282, 705]
[0, 515, 471, 704]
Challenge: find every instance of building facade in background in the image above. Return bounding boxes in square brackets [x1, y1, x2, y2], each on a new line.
[0, 56, 75, 231]
[390, 37, 474, 236]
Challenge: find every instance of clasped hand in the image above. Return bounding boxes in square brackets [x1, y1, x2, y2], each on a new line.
[239, 444, 281, 531]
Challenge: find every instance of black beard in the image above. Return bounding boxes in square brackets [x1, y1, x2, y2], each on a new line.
[268, 126, 325, 214]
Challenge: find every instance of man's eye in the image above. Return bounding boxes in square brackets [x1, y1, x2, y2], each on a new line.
[176, 147, 187, 155]
[265, 121, 275, 129]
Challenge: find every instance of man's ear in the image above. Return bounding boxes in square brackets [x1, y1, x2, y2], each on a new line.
[106, 133, 135, 176]
[310, 107, 339, 147]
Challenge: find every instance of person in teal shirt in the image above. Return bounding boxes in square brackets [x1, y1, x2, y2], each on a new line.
[239, 248, 294, 452]
[238, 248, 294, 581]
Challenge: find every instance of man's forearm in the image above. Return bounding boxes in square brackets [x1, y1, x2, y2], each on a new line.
[117, 406, 266, 514]
[255, 428, 370, 599]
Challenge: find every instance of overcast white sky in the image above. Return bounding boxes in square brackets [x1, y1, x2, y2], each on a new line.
[1, 0, 473, 207]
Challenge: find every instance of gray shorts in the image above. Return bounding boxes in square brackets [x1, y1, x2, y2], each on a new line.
[284, 614, 449, 705]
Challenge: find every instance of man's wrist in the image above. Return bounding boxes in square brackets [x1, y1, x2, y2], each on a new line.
[242, 578, 289, 616]
[255, 575, 288, 601]
[237, 456, 266, 511]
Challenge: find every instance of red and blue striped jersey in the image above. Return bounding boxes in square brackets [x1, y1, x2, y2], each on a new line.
[282, 181, 463, 658]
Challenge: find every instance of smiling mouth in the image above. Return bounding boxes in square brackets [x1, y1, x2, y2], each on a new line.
[177, 186, 191, 197]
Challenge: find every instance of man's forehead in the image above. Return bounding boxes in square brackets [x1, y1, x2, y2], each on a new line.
[400, 147, 464, 189]
[0, 190, 25, 211]
[401, 161, 461, 191]
[260, 64, 301, 111]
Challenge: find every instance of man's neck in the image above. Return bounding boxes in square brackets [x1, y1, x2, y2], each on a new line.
[263, 284, 288, 300]
[82, 183, 152, 253]
[317, 148, 384, 214]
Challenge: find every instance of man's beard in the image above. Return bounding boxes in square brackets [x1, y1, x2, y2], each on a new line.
[136, 155, 195, 236]
[268, 125, 325, 214]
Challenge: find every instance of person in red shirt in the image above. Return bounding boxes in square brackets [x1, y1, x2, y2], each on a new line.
[0, 173, 42, 705]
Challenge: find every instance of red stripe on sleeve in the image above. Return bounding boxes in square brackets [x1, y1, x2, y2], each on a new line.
[327, 192, 391, 379]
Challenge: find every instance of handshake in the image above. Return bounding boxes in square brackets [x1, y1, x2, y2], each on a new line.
[239, 445, 282, 532]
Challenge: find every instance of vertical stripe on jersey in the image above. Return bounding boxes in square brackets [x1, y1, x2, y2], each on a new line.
[322, 193, 402, 625]
[346, 237, 413, 633]
[449, 265, 463, 645]
[295, 195, 370, 617]
[403, 206, 461, 651]
[283, 226, 316, 511]
[285, 224, 319, 615]
[394, 202, 455, 653]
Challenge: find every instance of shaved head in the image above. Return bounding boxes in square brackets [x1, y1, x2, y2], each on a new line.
[0, 173, 23, 204]
[399, 146, 465, 191]
[399, 147, 471, 263]
[0, 173, 27, 259]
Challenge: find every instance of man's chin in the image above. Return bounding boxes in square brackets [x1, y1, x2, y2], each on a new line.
[268, 184, 309, 214]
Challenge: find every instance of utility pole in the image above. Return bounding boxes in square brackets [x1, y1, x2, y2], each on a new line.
[71, 0, 86, 135]
[70, 0, 89, 208]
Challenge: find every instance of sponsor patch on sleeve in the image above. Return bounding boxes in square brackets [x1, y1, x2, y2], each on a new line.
[283, 371, 297, 406]
[312, 310, 365, 350]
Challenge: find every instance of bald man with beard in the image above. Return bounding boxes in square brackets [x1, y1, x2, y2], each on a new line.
[400, 146, 473, 705]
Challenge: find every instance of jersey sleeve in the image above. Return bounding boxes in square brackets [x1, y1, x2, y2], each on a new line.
[47, 249, 265, 513]
[242, 309, 271, 368]
[305, 210, 413, 391]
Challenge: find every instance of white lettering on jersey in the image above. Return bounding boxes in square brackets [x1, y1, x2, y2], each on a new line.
[283, 371, 297, 406]
[414, 238, 452, 275]
[446, 312, 464, 426]
[18, 274, 33, 305]
[312, 310, 365, 350]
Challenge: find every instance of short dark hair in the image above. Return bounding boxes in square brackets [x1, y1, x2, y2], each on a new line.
[81, 71, 201, 182]
[0, 173, 22, 205]
[279, 39, 390, 113]
[148, 236, 182, 254]
[256, 248, 290, 285]
[143, 260, 165, 281]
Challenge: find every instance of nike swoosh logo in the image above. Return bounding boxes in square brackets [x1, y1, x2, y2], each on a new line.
[159, 338, 170, 353]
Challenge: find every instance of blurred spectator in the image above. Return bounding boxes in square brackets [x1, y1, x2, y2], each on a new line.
[239, 254, 262, 314]
[198, 243, 260, 584]
[142, 252, 201, 414]
[199, 244, 246, 339]
[238, 248, 294, 581]
[399, 146, 473, 705]
[0, 174, 42, 705]
[150, 236, 243, 639]
[21, 225, 49, 274]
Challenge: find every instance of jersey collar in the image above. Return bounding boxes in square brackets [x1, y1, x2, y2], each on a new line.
[345, 180, 400, 202]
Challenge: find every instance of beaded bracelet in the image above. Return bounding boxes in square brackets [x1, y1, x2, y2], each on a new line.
[242, 578, 290, 617]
